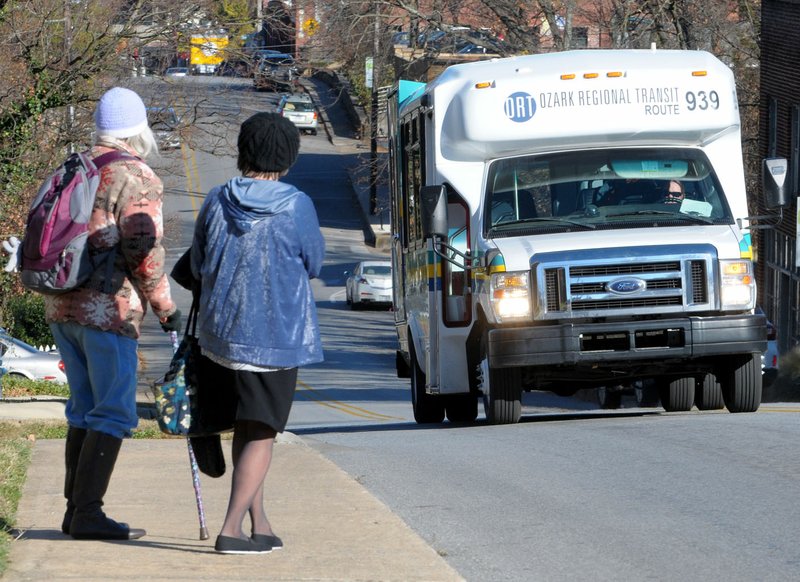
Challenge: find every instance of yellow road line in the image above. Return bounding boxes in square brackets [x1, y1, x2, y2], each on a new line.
[296, 380, 403, 420]
[180, 143, 201, 219]
[759, 407, 800, 413]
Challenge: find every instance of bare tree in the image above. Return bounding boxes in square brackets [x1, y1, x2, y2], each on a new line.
[0, 0, 225, 310]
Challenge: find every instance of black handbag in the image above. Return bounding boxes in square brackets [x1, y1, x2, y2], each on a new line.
[153, 301, 236, 438]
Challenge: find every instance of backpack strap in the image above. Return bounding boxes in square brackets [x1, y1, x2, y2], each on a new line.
[92, 150, 139, 168]
[87, 149, 141, 293]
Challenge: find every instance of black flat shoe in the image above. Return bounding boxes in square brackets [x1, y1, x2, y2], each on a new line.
[252, 533, 283, 550]
[215, 534, 271, 554]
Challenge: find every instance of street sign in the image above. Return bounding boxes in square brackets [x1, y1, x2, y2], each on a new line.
[365, 57, 374, 89]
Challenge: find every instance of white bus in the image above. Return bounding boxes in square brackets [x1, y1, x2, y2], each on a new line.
[387, 48, 788, 424]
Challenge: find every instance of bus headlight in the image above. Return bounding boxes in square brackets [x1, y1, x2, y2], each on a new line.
[719, 260, 755, 310]
[491, 271, 531, 321]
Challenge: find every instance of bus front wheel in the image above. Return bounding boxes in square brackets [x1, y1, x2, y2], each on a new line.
[478, 333, 522, 424]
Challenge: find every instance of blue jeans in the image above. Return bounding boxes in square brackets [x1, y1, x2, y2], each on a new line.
[50, 322, 139, 438]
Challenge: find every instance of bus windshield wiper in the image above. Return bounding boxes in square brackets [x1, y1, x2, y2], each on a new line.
[608, 210, 715, 224]
[493, 217, 596, 230]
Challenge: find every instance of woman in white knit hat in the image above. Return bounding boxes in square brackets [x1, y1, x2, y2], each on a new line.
[47, 86, 182, 541]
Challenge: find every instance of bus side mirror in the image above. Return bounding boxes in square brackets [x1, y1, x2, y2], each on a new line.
[420, 185, 448, 239]
[763, 158, 790, 209]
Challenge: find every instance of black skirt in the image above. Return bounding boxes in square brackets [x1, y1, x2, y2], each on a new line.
[196, 356, 298, 433]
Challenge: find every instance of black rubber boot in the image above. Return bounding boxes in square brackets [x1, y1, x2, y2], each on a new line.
[61, 427, 87, 535]
[69, 430, 146, 540]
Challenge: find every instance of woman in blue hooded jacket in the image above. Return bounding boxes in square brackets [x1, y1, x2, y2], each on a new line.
[190, 112, 325, 554]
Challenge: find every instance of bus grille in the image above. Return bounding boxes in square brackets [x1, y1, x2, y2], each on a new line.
[542, 259, 710, 314]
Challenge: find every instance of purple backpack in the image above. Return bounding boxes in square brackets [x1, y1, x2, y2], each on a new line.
[21, 150, 132, 294]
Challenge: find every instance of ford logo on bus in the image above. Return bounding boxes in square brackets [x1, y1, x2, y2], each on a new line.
[607, 278, 646, 295]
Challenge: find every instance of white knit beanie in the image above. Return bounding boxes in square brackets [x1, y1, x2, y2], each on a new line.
[94, 87, 148, 138]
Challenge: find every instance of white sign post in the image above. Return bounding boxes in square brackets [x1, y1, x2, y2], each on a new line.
[365, 57, 374, 89]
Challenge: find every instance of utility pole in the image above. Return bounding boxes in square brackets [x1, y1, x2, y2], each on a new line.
[369, 3, 380, 215]
[64, 0, 75, 153]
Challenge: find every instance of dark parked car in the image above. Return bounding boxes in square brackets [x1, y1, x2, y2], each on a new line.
[253, 53, 299, 92]
[216, 59, 249, 77]
[147, 106, 181, 150]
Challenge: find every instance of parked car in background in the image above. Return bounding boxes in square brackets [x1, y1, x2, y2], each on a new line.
[416, 25, 508, 55]
[276, 93, 318, 135]
[345, 260, 393, 309]
[216, 59, 249, 77]
[391, 31, 410, 47]
[147, 106, 181, 150]
[757, 306, 779, 386]
[0, 330, 67, 383]
[253, 49, 284, 59]
[253, 53, 298, 92]
[164, 66, 189, 77]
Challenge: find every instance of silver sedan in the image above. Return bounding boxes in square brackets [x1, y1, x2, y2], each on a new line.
[0, 330, 67, 383]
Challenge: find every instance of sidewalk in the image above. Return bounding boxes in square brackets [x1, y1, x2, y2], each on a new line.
[0, 76, 462, 581]
[5, 436, 462, 581]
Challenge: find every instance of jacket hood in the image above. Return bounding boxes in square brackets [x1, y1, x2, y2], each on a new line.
[219, 176, 300, 233]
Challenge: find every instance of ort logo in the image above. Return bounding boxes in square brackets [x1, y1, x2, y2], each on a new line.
[504, 92, 536, 123]
[606, 278, 647, 295]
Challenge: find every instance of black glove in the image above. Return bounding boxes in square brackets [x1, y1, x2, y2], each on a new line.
[160, 309, 182, 333]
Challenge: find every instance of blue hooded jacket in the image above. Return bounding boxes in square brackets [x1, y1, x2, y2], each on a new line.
[190, 176, 325, 367]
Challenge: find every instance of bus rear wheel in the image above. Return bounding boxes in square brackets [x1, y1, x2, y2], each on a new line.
[597, 386, 623, 410]
[445, 394, 478, 423]
[719, 354, 761, 413]
[695, 373, 724, 410]
[409, 339, 445, 424]
[657, 376, 695, 412]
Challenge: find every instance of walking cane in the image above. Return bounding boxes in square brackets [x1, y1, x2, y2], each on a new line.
[170, 330, 210, 540]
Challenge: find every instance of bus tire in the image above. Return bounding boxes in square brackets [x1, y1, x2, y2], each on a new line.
[695, 373, 724, 410]
[478, 333, 522, 424]
[657, 376, 695, 412]
[445, 394, 478, 423]
[597, 386, 622, 410]
[634, 379, 660, 407]
[720, 354, 761, 413]
[396, 350, 411, 379]
[409, 339, 445, 424]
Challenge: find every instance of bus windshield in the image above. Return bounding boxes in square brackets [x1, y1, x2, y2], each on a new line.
[484, 148, 733, 236]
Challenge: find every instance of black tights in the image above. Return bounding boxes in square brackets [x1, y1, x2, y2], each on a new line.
[219, 420, 278, 539]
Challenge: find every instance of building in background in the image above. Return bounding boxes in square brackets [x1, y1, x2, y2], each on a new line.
[759, 0, 800, 359]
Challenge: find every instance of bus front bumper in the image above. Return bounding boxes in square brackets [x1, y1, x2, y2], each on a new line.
[487, 314, 767, 368]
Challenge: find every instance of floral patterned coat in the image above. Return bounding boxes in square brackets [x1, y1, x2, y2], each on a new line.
[44, 138, 177, 339]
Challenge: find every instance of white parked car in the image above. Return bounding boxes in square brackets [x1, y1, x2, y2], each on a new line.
[164, 67, 189, 77]
[345, 260, 392, 309]
[276, 93, 318, 135]
[0, 330, 67, 383]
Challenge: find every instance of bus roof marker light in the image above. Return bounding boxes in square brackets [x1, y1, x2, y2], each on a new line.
[583, 72, 599, 79]
[692, 70, 708, 77]
[607, 71, 623, 78]
[474, 81, 493, 89]
[560, 73, 576, 80]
